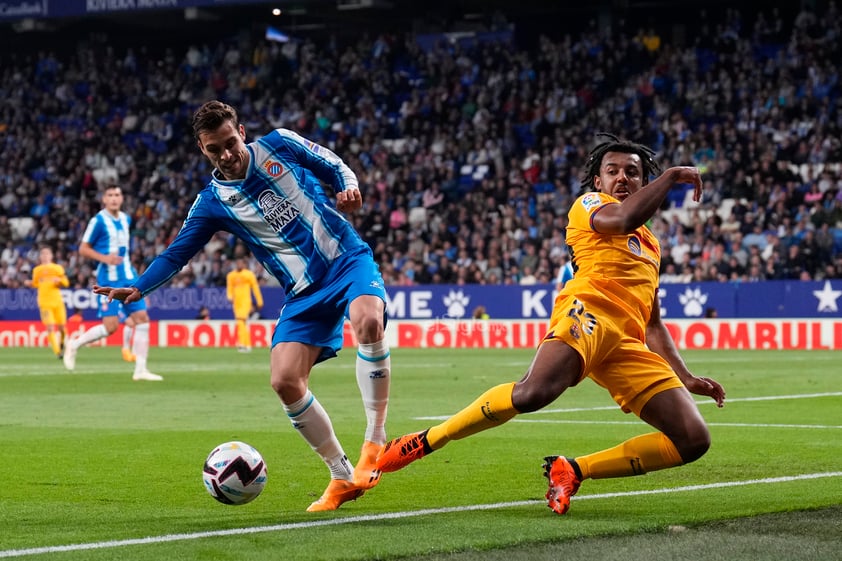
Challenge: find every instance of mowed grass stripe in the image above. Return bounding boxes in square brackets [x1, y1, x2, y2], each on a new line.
[2, 472, 839, 559]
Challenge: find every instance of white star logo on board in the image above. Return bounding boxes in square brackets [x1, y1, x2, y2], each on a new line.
[812, 280, 842, 312]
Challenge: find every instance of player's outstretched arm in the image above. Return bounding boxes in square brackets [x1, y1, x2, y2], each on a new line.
[645, 294, 725, 407]
[92, 285, 142, 303]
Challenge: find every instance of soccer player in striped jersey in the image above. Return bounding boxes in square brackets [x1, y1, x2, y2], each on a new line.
[94, 100, 391, 512]
[30, 246, 70, 358]
[64, 185, 161, 381]
[226, 257, 264, 352]
[377, 134, 726, 515]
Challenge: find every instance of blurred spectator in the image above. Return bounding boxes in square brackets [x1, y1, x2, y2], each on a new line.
[1, 1, 841, 289]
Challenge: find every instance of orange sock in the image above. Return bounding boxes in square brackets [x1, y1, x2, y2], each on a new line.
[236, 319, 249, 347]
[427, 382, 518, 450]
[575, 432, 683, 479]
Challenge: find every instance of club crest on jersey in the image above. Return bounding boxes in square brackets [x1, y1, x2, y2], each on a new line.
[263, 160, 285, 178]
[258, 190, 299, 232]
[581, 193, 602, 212]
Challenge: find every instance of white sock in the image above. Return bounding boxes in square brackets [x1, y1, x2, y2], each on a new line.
[132, 323, 150, 375]
[356, 339, 390, 445]
[283, 390, 352, 480]
[123, 325, 134, 350]
[72, 324, 109, 348]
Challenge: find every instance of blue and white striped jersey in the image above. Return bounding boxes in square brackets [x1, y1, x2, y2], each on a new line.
[556, 261, 575, 288]
[82, 209, 137, 286]
[134, 128, 368, 297]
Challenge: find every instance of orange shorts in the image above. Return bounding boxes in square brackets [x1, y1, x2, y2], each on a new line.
[545, 293, 683, 416]
[39, 304, 67, 327]
[233, 305, 252, 321]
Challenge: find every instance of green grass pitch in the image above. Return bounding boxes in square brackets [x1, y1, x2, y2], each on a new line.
[0, 347, 839, 560]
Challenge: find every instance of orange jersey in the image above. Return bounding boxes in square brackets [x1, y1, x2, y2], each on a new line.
[31, 263, 69, 308]
[546, 192, 680, 414]
[226, 269, 263, 310]
[563, 191, 660, 335]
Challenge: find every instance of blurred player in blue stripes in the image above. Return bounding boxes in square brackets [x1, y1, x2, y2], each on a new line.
[95, 100, 390, 512]
[64, 185, 161, 381]
[554, 259, 575, 292]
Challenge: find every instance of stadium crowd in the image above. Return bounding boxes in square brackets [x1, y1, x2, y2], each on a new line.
[1, 1, 840, 291]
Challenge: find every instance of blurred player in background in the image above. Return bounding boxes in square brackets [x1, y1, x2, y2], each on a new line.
[554, 259, 575, 292]
[64, 185, 162, 381]
[121, 314, 136, 363]
[378, 134, 726, 515]
[226, 257, 264, 352]
[95, 100, 391, 512]
[30, 246, 69, 359]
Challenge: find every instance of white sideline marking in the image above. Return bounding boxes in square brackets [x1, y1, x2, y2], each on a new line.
[416, 391, 842, 420]
[1, 472, 840, 559]
[513, 419, 842, 430]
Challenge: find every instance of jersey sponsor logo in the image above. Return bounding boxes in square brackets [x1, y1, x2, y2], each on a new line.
[580, 193, 602, 212]
[305, 141, 321, 154]
[263, 160, 285, 177]
[258, 190, 299, 232]
[628, 236, 642, 255]
[628, 235, 659, 264]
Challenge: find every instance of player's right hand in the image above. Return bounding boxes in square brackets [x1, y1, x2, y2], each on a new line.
[668, 166, 703, 202]
[93, 285, 142, 303]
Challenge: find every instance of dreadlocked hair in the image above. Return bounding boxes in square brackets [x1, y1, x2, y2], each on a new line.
[579, 132, 661, 194]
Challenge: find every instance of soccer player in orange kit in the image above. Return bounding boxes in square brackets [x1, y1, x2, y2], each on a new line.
[377, 134, 726, 515]
[226, 257, 264, 352]
[30, 246, 69, 358]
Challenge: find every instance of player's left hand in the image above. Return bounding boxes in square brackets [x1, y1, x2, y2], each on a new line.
[685, 375, 726, 407]
[93, 285, 142, 304]
[336, 188, 362, 213]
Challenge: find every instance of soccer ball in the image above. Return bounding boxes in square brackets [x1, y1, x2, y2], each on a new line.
[202, 441, 267, 505]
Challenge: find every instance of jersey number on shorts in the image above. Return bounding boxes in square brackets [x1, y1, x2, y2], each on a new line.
[566, 299, 598, 335]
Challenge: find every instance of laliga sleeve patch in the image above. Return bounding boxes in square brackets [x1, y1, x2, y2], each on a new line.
[580, 193, 603, 212]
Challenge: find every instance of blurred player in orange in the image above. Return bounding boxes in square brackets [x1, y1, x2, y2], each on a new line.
[377, 134, 726, 515]
[30, 246, 69, 358]
[226, 257, 263, 352]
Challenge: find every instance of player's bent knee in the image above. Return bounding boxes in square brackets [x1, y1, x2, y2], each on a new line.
[676, 428, 712, 464]
[270, 376, 307, 403]
[352, 314, 384, 342]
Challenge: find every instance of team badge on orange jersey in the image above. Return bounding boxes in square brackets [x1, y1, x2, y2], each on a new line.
[263, 160, 284, 177]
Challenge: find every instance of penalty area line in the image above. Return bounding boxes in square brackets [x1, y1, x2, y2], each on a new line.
[1, 472, 840, 559]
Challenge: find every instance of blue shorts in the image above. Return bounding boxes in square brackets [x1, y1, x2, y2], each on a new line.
[272, 247, 386, 363]
[97, 294, 147, 320]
